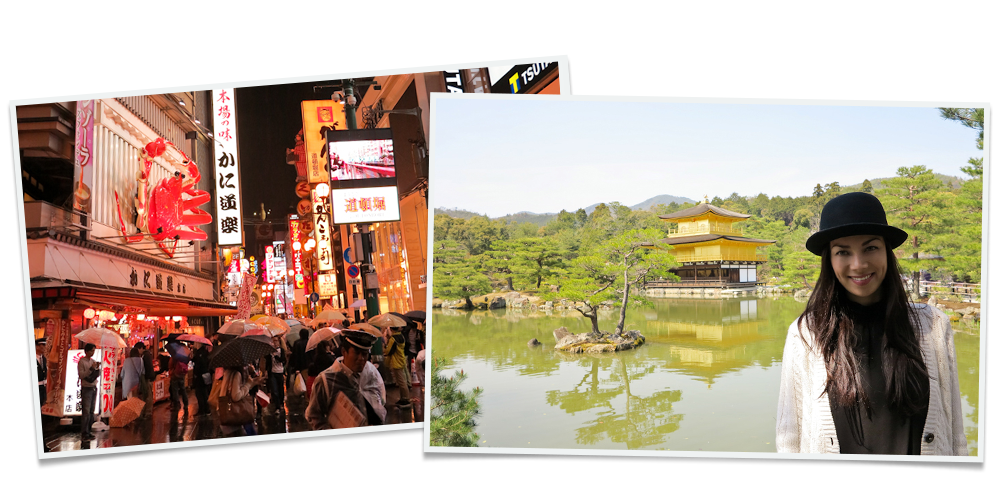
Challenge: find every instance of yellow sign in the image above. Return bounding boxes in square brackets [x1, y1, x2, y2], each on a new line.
[301, 100, 346, 184]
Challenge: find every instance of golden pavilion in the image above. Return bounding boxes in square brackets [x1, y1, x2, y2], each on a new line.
[651, 199, 775, 290]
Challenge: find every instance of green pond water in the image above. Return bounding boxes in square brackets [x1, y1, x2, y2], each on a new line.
[432, 297, 980, 454]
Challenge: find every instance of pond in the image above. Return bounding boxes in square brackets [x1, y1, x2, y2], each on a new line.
[431, 296, 980, 455]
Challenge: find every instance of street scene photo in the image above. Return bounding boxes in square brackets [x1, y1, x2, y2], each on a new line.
[427, 95, 984, 459]
[16, 60, 563, 456]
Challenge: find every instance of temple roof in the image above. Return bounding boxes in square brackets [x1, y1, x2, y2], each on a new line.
[659, 203, 750, 221]
[659, 234, 776, 246]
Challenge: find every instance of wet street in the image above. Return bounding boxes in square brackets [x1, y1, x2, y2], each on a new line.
[43, 379, 424, 453]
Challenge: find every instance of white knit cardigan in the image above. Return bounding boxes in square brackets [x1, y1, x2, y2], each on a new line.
[776, 303, 968, 455]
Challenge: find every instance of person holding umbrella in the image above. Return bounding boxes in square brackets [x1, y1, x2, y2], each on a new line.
[306, 329, 378, 430]
[209, 335, 274, 436]
[383, 325, 410, 405]
[190, 341, 212, 416]
[167, 341, 190, 417]
[77, 343, 100, 440]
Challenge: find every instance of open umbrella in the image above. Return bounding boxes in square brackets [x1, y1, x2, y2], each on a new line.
[348, 299, 367, 308]
[176, 334, 212, 346]
[350, 323, 383, 337]
[285, 318, 302, 327]
[306, 327, 340, 352]
[217, 319, 266, 336]
[369, 313, 408, 329]
[285, 325, 308, 345]
[310, 310, 346, 328]
[109, 397, 145, 427]
[165, 342, 191, 364]
[253, 316, 290, 336]
[75, 327, 127, 348]
[209, 336, 276, 368]
[404, 310, 426, 322]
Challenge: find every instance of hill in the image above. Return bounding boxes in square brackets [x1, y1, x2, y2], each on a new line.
[434, 207, 486, 220]
[845, 173, 965, 192]
[581, 194, 697, 214]
[493, 212, 558, 226]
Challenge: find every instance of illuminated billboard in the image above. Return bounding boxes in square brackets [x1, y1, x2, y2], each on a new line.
[326, 129, 396, 187]
[329, 185, 401, 224]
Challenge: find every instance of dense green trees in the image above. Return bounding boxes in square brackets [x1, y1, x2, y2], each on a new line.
[433, 143, 984, 304]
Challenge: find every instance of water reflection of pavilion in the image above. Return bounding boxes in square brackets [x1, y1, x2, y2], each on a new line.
[644, 298, 773, 386]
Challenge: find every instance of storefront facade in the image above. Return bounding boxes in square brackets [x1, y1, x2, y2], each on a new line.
[18, 95, 232, 417]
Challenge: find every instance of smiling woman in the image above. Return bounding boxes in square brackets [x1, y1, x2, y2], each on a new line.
[776, 192, 967, 456]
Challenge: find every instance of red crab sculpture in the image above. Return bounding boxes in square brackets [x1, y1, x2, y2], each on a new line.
[114, 138, 212, 257]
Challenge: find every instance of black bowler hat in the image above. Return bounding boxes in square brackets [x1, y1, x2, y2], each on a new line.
[805, 192, 908, 256]
[341, 329, 377, 351]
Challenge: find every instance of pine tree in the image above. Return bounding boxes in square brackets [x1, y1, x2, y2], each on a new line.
[429, 357, 482, 447]
[876, 166, 952, 286]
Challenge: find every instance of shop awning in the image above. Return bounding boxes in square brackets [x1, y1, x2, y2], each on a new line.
[48, 282, 238, 318]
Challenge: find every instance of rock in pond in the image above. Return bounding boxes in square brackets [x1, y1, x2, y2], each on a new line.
[553, 329, 645, 353]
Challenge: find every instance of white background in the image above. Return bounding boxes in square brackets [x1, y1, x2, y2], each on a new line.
[0, 0, 998, 492]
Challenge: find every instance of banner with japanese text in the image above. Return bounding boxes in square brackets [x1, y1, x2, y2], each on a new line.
[214, 88, 243, 246]
[72, 100, 95, 215]
[301, 100, 346, 184]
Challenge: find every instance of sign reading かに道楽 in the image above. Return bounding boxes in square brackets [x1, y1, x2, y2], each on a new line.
[214, 88, 243, 247]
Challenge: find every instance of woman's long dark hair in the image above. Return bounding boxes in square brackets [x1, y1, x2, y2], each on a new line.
[797, 244, 929, 419]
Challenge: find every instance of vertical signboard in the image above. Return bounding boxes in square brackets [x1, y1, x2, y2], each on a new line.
[311, 186, 334, 271]
[288, 216, 305, 289]
[40, 319, 72, 416]
[63, 349, 103, 417]
[265, 245, 275, 283]
[442, 70, 464, 93]
[99, 348, 119, 418]
[214, 88, 243, 246]
[72, 100, 95, 214]
[301, 100, 346, 184]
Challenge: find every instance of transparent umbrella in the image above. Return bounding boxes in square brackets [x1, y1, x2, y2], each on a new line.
[75, 327, 127, 348]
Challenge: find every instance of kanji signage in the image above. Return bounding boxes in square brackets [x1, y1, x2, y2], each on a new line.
[301, 100, 345, 184]
[317, 272, 337, 298]
[329, 185, 401, 224]
[99, 347, 119, 418]
[213, 88, 243, 246]
[311, 185, 334, 271]
[288, 216, 305, 289]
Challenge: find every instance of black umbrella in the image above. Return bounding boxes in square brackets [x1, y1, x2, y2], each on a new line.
[403, 310, 426, 322]
[209, 335, 276, 368]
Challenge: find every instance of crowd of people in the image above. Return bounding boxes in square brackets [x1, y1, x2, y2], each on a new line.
[83, 313, 426, 440]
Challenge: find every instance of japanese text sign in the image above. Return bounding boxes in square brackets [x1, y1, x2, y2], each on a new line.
[214, 88, 243, 246]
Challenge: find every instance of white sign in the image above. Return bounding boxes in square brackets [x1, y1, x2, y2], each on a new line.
[312, 187, 334, 271]
[214, 88, 243, 246]
[329, 185, 401, 224]
[317, 273, 338, 298]
[64, 349, 103, 417]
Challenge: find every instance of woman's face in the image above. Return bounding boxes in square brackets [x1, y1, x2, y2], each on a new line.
[829, 234, 888, 305]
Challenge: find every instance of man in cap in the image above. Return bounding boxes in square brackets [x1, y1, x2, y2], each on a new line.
[306, 328, 377, 430]
[35, 338, 47, 405]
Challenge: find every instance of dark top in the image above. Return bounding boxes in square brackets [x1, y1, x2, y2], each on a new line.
[309, 350, 336, 377]
[142, 351, 155, 381]
[831, 299, 929, 454]
[192, 347, 211, 376]
[290, 338, 310, 372]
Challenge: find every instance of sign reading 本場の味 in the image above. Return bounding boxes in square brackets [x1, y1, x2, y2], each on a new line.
[214, 88, 243, 246]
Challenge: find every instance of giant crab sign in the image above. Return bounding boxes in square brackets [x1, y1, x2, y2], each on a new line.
[114, 138, 212, 257]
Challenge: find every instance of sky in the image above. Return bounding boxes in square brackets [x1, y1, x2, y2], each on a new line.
[431, 97, 984, 217]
